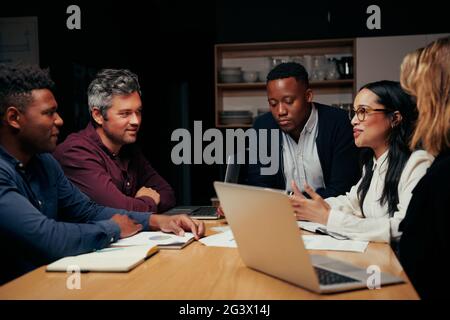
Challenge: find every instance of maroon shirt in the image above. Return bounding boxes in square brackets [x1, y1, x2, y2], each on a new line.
[53, 123, 176, 212]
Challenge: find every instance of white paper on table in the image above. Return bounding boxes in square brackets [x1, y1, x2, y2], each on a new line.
[302, 235, 368, 253]
[210, 225, 231, 233]
[199, 230, 237, 248]
[111, 231, 194, 247]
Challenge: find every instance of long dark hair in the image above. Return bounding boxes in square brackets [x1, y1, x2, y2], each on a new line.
[357, 81, 418, 217]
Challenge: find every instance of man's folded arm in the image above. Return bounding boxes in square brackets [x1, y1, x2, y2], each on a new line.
[53, 155, 152, 225]
[138, 154, 176, 212]
[55, 146, 160, 212]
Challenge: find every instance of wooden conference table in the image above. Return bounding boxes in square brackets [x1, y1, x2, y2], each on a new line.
[0, 220, 419, 300]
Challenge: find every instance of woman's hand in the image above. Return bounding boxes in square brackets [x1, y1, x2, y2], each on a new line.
[289, 181, 331, 225]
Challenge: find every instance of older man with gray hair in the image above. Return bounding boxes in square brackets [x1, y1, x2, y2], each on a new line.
[54, 69, 176, 213]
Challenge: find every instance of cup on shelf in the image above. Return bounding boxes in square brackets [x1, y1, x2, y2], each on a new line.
[269, 56, 289, 69]
[311, 55, 327, 81]
[290, 55, 304, 66]
[312, 55, 326, 70]
[326, 58, 340, 80]
[336, 56, 354, 79]
[317, 70, 326, 81]
[303, 55, 313, 77]
[258, 69, 269, 82]
[311, 71, 325, 81]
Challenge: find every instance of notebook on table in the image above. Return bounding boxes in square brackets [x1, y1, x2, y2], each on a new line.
[46, 244, 159, 272]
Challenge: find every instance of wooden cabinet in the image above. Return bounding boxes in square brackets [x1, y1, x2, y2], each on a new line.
[355, 33, 449, 90]
[214, 38, 356, 128]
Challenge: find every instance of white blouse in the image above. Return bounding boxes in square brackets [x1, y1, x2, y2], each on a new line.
[325, 150, 434, 243]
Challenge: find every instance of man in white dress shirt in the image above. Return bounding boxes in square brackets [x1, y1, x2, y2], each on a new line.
[248, 62, 360, 198]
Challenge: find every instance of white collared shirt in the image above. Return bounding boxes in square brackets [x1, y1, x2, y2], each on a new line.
[282, 103, 325, 192]
[325, 150, 434, 243]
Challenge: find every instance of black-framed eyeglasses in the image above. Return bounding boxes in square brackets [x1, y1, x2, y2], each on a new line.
[348, 106, 394, 121]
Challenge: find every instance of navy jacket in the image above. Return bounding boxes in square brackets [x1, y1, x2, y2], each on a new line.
[0, 146, 151, 285]
[247, 103, 360, 198]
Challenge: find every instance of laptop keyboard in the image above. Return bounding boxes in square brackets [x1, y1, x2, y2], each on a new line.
[189, 207, 216, 217]
[314, 267, 359, 285]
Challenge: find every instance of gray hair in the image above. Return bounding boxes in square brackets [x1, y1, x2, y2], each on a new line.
[87, 69, 141, 119]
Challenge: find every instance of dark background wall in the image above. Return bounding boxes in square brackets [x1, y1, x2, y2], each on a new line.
[1, 0, 448, 206]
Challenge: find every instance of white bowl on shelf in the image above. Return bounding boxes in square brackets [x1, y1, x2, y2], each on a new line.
[258, 70, 269, 82]
[220, 67, 241, 74]
[219, 110, 253, 125]
[220, 67, 243, 83]
[242, 71, 259, 83]
[220, 74, 242, 83]
[219, 116, 253, 125]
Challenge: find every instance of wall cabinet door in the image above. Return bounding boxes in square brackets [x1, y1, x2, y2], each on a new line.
[356, 33, 449, 90]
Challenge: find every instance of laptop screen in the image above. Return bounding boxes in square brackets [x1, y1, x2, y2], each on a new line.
[224, 154, 240, 183]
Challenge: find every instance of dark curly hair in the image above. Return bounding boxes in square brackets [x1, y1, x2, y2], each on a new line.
[267, 62, 309, 87]
[0, 64, 55, 118]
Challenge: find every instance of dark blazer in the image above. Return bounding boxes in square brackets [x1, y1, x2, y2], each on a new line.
[247, 102, 360, 198]
[399, 148, 450, 299]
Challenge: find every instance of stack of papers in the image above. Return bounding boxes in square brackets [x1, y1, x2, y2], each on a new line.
[210, 226, 231, 233]
[112, 231, 194, 249]
[302, 235, 368, 253]
[200, 229, 368, 253]
[199, 230, 237, 248]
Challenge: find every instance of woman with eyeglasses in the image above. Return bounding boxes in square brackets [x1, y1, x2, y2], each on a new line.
[290, 80, 434, 243]
[398, 37, 449, 299]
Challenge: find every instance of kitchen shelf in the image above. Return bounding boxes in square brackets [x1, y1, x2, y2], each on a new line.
[217, 79, 354, 90]
[216, 123, 253, 128]
[214, 38, 356, 128]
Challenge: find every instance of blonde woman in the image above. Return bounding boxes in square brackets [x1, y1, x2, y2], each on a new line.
[399, 36, 450, 299]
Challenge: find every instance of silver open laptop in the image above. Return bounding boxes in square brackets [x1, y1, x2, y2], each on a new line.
[213, 182, 404, 294]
